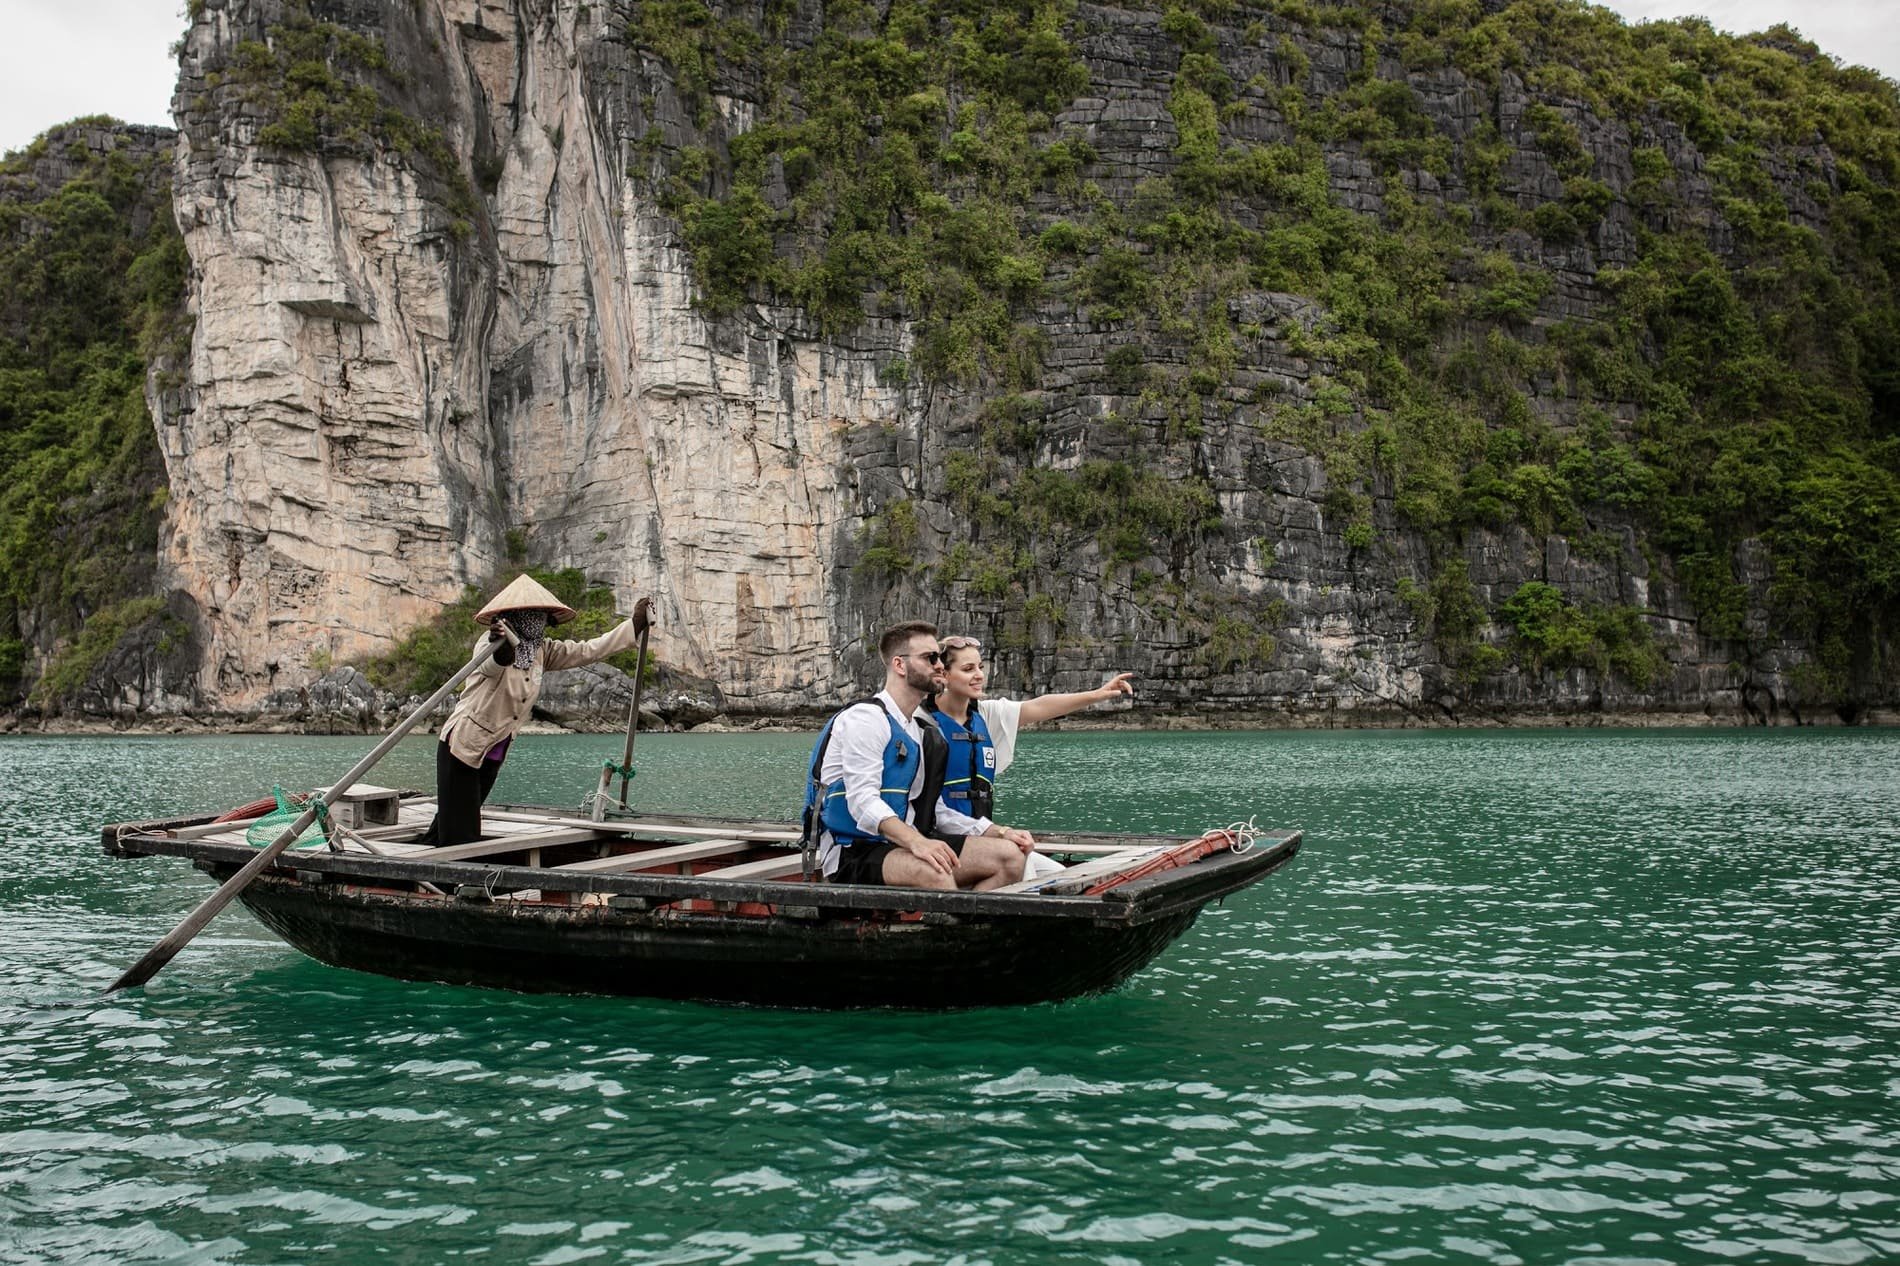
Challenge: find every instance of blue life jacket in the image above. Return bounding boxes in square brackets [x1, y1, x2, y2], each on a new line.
[930, 702, 995, 821]
[801, 699, 921, 850]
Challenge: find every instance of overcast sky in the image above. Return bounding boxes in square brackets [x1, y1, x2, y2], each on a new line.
[1, 0, 1896, 158]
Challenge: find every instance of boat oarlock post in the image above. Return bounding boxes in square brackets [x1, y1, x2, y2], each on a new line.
[104, 619, 520, 994]
[587, 618, 652, 820]
[618, 620, 652, 809]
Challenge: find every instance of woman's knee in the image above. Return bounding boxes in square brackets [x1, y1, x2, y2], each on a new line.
[970, 837, 1025, 882]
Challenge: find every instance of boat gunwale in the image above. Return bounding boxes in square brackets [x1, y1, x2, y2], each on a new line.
[103, 812, 1302, 925]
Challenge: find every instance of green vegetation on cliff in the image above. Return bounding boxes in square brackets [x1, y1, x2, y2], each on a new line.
[642, 0, 1244, 645]
[643, 0, 1900, 702]
[0, 124, 185, 705]
[206, 0, 477, 231]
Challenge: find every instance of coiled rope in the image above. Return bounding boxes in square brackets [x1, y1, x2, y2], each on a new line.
[1217, 816, 1261, 854]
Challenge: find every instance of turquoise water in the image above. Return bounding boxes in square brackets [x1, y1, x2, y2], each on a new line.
[3, 727, 1898, 1264]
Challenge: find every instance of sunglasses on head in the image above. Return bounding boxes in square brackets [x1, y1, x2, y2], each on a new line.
[940, 635, 983, 652]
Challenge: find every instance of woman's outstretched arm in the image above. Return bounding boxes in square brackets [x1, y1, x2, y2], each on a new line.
[1017, 672, 1135, 725]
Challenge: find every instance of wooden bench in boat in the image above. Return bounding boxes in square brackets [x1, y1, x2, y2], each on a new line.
[700, 854, 806, 881]
[554, 839, 753, 875]
[483, 809, 799, 843]
[379, 830, 790, 877]
[386, 829, 606, 864]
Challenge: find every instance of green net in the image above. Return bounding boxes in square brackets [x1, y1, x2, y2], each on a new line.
[245, 785, 329, 849]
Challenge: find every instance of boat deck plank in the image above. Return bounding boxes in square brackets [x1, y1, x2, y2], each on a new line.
[397, 829, 610, 864]
[166, 797, 439, 841]
[484, 809, 800, 843]
[992, 845, 1172, 894]
[555, 839, 749, 875]
[700, 854, 805, 881]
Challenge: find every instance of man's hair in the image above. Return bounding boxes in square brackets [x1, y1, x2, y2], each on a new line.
[878, 620, 938, 662]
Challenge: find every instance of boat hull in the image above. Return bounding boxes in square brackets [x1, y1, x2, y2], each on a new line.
[221, 867, 1207, 1008]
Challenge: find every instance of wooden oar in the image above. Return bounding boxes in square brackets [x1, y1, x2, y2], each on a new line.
[616, 620, 653, 809]
[105, 622, 518, 994]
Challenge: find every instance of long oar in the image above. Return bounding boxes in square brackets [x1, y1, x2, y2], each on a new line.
[105, 623, 517, 994]
[616, 621, 652, 809]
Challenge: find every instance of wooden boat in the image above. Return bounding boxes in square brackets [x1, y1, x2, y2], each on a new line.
[102, 787, 1302, 1009]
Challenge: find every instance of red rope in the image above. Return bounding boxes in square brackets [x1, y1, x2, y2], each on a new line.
[1081, 827, 1241, 896]
[211, 790, 313, 823]
[211, 796, 279, 823]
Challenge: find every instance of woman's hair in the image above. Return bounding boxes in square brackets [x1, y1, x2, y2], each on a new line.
[940, 635, 982, 669]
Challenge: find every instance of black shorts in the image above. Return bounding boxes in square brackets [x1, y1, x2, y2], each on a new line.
[832, 835, 964, 886]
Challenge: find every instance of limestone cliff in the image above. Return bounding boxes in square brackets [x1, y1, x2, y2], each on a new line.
[167, 0, 868, 714]
[146, 0, 1899, 724]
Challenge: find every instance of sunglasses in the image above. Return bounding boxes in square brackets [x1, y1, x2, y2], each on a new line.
[940, 635, 983, 651]
[902, 649, 944, 666]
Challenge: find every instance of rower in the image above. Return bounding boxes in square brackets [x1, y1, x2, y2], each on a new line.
[419, 575, 652, 847]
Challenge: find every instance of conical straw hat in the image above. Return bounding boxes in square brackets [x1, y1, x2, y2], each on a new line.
[475, 574, 577, 626]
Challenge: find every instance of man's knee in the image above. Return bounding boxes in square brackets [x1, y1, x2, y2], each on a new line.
[882, 853, 956, 890]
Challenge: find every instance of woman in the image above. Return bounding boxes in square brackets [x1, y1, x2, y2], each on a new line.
[421, 574, 651, 847]
[928, 635, 1134, 876]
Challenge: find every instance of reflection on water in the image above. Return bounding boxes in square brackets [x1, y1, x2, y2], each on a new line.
[2, 727, 1898, 1264]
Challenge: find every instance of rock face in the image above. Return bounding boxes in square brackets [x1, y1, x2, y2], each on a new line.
[151, 0, 1894, 726]
[62, 592, 207, 720]
[166, 0, 861, 715]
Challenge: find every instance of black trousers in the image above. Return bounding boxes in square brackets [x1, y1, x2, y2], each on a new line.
[420, 739, 503, 847]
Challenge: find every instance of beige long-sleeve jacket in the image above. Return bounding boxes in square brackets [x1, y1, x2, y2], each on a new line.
[438, 619, 643, 767]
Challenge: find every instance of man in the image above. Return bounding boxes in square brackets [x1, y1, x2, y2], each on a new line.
[804, 621, 1036, 890]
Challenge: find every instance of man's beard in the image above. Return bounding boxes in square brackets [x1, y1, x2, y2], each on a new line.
[903, 660, 938, 693]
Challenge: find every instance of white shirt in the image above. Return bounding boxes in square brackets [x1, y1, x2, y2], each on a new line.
[816, 691, 989, 873]
[974, 697, 1024, 778]
[967, 697, 1065, 881]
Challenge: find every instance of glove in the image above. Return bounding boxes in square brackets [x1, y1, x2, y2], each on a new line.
[488, 619, 516, 666]
[632, 596, 652, 636]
